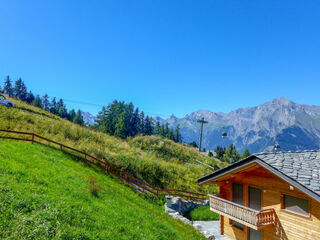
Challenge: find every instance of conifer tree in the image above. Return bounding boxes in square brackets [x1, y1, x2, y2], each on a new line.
[175, 124, 182, 143]
[56, 99, 68, 118]
[164, 123, 169, 137]
[241, 149, 250, 160]
[224, 144, 240, 163]
[144, 116, 154, 135]
[14, 78, 28, 101]
[139, 111, 145, 135]
[3, 76, 14, 97]
[68, 109, 76, 121]
[154, 121, 161, 135]
[96, 106, 108, 132]
[73, 110, 84, 125]
[42, 94, 50, 111]
[26, 91, 35, 104]
[50, 97, 58, 114]
[32, 95, 43, 108]
[215, 146, 226, 160]
[159, 124, 165, 137]
[114, 112, 128, 139]
[167, 128, 174, 140]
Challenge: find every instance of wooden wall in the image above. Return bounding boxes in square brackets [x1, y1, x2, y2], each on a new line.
[212, 166, 320, 240]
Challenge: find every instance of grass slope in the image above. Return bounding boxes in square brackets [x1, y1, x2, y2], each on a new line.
[0, 98, 222, 194]
[0, 141, 206, 240]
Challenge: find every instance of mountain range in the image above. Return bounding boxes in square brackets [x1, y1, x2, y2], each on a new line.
[84, 98, 320, 154]
[156, 97, 320, 153]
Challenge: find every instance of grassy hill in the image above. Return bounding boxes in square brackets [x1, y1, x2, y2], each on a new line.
[0, 140, 206, 239]
[0, 98, 222, 194]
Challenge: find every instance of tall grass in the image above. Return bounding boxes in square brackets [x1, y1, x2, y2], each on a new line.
[0, 98, 222, 194]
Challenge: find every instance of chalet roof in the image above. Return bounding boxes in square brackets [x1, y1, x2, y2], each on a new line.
[198, 150, 320, 202]
[255, 151, 320, 196]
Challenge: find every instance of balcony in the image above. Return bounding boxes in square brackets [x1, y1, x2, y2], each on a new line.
[209, 195, 274, 230]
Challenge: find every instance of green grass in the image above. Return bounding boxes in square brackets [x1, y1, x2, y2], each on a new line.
[185, 206, 220, 221]
[0, 98, 222, 194]
[0, 140, 206, 240]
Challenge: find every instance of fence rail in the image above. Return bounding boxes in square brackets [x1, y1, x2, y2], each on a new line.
[0, 129, 207, 201]
[209, 194, 274, 230]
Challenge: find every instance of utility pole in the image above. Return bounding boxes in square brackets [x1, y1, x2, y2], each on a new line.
[197, 117, 208, 152]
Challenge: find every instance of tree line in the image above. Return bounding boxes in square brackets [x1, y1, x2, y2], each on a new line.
[0, 75, 182, 142]
[0, 76, 85, 125]
[214, 144, 250, 163]
[95, 100, 182, 142]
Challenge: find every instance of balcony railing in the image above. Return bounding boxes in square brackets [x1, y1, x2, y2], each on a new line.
[209, 195, 274, 230]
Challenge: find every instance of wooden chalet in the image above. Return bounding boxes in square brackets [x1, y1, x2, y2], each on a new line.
[198, 151, 320, 240]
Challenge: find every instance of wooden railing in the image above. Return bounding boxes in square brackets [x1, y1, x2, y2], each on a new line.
[209, 195, 274, 230]
[0, 129, 207, 201]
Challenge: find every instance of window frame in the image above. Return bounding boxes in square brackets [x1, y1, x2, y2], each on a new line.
[280, 193, 311, 219]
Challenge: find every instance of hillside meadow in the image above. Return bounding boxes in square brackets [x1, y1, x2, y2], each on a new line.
[0, 140, 207, 239]
[0, 97, 222, 194]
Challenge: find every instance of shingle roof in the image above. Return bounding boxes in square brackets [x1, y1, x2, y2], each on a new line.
[198, 150, 320, 202]
[254, 150, 320, 196]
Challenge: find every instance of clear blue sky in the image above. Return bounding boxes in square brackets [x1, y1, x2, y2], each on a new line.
[1, 0, 320, 117]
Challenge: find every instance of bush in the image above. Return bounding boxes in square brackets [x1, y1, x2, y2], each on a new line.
[88, 175, 102, 197]
[185, 205, 220, 221]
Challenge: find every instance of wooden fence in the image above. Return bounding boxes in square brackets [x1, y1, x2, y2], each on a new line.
[0, 129, 207, 201]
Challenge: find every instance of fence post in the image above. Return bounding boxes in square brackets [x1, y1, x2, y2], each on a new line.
[31, 134, 34, 144]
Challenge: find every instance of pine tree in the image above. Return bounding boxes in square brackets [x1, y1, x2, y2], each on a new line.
[174, 124, 182, 143]
[42, 94, 50, 111]
[167, 129, 174, 140]
[68, 109, 76, 121]
[224, 144, 240, 163]
[215, 146, 226, 160]
[144, 116, 154, 135]
[56, 99, 67, 118]
[139, 111, 145, 135]
[154, 121, 161, 135]
[159, 124, 165, 137]
[26, 91, 35, 104]
[96, 106, 108, 132]
[50, 97, 58, 114]
[189, 141, 198, 148]
[164, 123, 169, 137]
[73, 110, 84, 125]
[3, 76, 14, 97]
[32, 95, 43, 108]
[14, 78, 28, 101]
[130, 107, 140, 136]
[114, 112, 128, 139]
[241, 149, 250, 160]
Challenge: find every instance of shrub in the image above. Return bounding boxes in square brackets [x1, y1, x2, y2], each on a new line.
[88, 175, 102, 197]
[185, 205, 220, 221]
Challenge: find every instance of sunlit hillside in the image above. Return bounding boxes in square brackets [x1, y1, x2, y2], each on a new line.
[0, 96, 222, 193]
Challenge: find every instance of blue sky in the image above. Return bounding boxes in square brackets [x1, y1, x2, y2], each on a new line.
[1, 1, 320, 118]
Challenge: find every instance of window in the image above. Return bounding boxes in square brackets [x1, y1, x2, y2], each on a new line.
[283, 195, 309, 216]
[231, 183, 244, 230]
